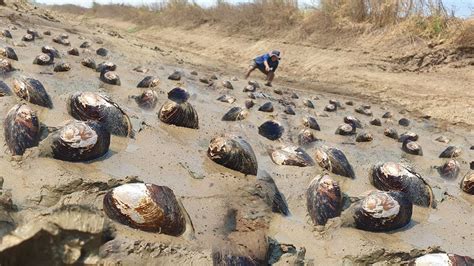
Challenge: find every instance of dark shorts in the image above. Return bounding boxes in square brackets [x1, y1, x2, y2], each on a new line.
[251, 60, 271, 74]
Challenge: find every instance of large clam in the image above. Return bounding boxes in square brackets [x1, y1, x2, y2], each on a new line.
[50, 120, 110, 162]
[13, 77, 53, 108]
[306, 175, 343, 226]
[258, 120, 284, 140]
[460, 172, 474, 195]
[103, 183, 186, 236]
[68, 91, 132, 137]
[4, 104, 40, 156]
[207, 134, 258, 175]
[158, 88, 199, 129]
[370, 162, 434, 207]
[352, 191, 412, 232]
[315, 147, 355, 178]
[270, 145, 314, 167]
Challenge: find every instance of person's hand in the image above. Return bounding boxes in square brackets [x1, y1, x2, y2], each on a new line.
[265, 66, 270, 72]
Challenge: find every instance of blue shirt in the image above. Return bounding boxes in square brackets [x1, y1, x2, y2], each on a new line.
[255, 53, 279, 71]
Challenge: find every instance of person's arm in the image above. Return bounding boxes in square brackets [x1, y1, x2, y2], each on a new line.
[263, 54, 271, 71]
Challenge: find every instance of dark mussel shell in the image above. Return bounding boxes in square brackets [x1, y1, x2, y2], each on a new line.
[217, 95, 236, 104]
[324, 104, 337, 112]
[356, 132, 373, 142]
[4, 104, 40, 156]
[243, 84, 256, 92]
[168, 70, 181, 81]
[59, 33, 69, 39]
[382, 112, 393, 118]
[303, 116, 320, 131]
[370, 118, 382, 126]
[353, 191, 412, 232]
[0, 47, 18, 60]
[53, 36, 70, 46]
[13, 77, 53, 108]
[103, 183, 186, 236]
[0, 80, 11, 96]
[303, 99, 314, 108]
[283, 106, 295, 115]
[27, 29, 41, 38]
[460, 172, 474, 195]
[81, 57, 96, 69]
[410, 253, 474, 265]
[222, 107, 248, 121]
[134, 89, 158, 110]
[270, 145, 314, 167]
[402, 140, 423, 156]
[298, 128, 317, 146]
[33, 53, 54, 65]
[96, 47, 108, 56]
[2, 30, 12, 38]
[51, 120, 110, 162]
[100, 70, 121, 85]
[96, 61, 116, 72]
[343, 116, 362, 129]
[244, 99, 255, 109]
[306, 175, 342, 225]
[370, 162, 433, 207]
[335, 123, 355, 136]
[329, 99, 342, 108]
[41, 46, 60, 58]
[68, 91, 132, 137]
[439, 146, 462, 158]
[398, 131, 418, 143]
[53, 62, 71, 72]
[79, 41, 91, 48]
[258, 102, 273, 112]
[0, 58, 14, 73]
[22, 34, 34, 42]
[207, 134, 258, 175]
[222, 80, 233, 89]
[399, 118, 410, 127]
[137, 76, 160, 88]
[168, 87, 190, 103]
[258, 120, 284, 140]
[315, 147, 355, 178]
[290, 92, 299, 99]
[345, 100, 354, 106]
[248, 80, 260, 89]
[355, 106, 372, 116]
[256, 170, 289, 215]
[437, 159, 460, 180]
[384, 128, 399, 139]
[43, 30, 51, 36]
[67, 48, 79, 56]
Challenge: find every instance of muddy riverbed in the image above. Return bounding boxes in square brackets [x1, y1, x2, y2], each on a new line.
[0, 5, 473, 265]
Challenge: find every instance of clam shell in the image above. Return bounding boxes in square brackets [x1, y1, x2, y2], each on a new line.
[51, 120, 110, 162]
[158, 101, 199, 129]
[81, 57, 96, 69]
[33, 53, 53, 65]
[2, 30, 12, 38]
[222, 107, 248, 121]
[137, 76, 160, 88]
[100, 71, 121, 86]
[306, 175, 342, 225]
[384, 128, 399, 139]
[256, 170, 289, 215]
[248, 80, 260, 89]
[27, 29, 41, 38]
[258, 102, 273, 112]
[103, 183, 186, 236]
[335, 123, 354, 136]
[168, 87, 190, 103]
[217, 95, 236, 104]
[68, 91, 132, 137]
[370, 162, 434, 207]
[283, 106, 295, 115]
[96, 48, 108, 56]
[4, 104, 40, 156]
[243, 85, 256, 92]
[303, 99, 314, 108]
[303, 116, 320, 131]
[437, 159, 460, 180]
[411, 253, 474, 265]
[291, 92, 299, 99]
[355, 106, 372, 116]
[315, 147, 355, 178]
[344, 116, 362, 129]
[324, 104, 337, 112]
[258, 120, 284, 140]
[345, 100, 353, 106]
[22, 34, 34, 42]
[0, 81, 11, 96]
[0, 58, 14, 73]
[402, 140, 423, 156]
[245, 100, 255, 109]
[439, 146, 462, 158]
[382, 112, 393, 118]
[356, 132, 373, 142]
[222, 80, 233, 89]
[435, 136, 450, 144]
[54, 62, 71, 72]
[460, 172, 474, 195]
[207, 134, 258, 175]
[329, 99, 342, 108]
[270, 145, 314, 167]
[67, 48, 79, 56]
[298, 128, 317, 146]
[398, 132, 418, 142]
[96, 61, 116, 72]
[134, 89, 158, 110]
[399, 118, 410, 126]
[168, 71, 181, 81]
[41, 46, 60, 58]
[353, 191, 412, 232]
[53, 36, 70, 46]
[13, 77, 53, 108]
[80, 41, 91, 48]
[0, 47, 18, 60]
[370, 118, 381, 126]
[133, 66, 149, 73]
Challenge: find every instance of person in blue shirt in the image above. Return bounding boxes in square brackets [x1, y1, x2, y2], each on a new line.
[245, 50, 281, 87]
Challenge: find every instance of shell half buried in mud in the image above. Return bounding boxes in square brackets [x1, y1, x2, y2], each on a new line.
[384, 128, 399, 139]
[460, 172, 474, 195]
[41, 46, 61, 58]
[217, 95, 236, 104]
[134, 89, 158, 110]
[344, 116, 362, 129]
[370, 162, 434, 207]
[356, 132, 373, 142]
[255, 170, 289, 216]
[13, 77, 53, 108]
[306, 174, 343, 226]
[335, 123, 355, 136]
[298, 128, 317, 146]
[439, 146, 462, 158]
[68, 91, 132, 137]
[137, 76, 160, 88]
[53, 62, 71, 72]
[258, 120, 284, 140]
[402, 140, 423, 156]
[270, 145, 314, 167]
[51, 120, 110, 162]
[303, 116, 320, 131]
[103, 183, 186, 236]
[353, 191, 412, 232]
[315, 147, 355, 178]
[81, 57, 96, 69]
[0, 81, 11, 96]
[33, 53, 53, 65]
[208, 134, 258, 175]
[0, 47, 18, 60]
[96, 61, 116, 73]
[100, 70, 121, 85]
[159, 88, 199, 129]
[258, 102, 274, 112]
[398, 131, 418, 143]
[437, 159, 460, 180]
[0, 58, 14, 73]
[4, 104, 40, 156]
[410, 253, 474, 265]
[222, 107, 248, 121]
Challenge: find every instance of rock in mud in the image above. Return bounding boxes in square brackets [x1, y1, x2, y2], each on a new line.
[96, 47, 108, 56]
[132, 89, 158, 110]
[437, 159, 460, 180]
[324, 104, 337, 112]
[53, 62, 71, 72]
[258, 102, 274, 112]
[0, 47, 18, 60]
[133, 66, 149, 73]
[33, 53, 54, 65]
[53, 35, 70, 46]
[402, 140, 423, 156]
[212, 251, 258, 266]
[345, 100, 353, 106]
[13, 77, 53, 108]
[306, 174, 343, 226]
[217, 95, 236, 104]
[208, 134, 258, 175]
[439, 146, 462, 158]
[410, 253, 474, 265]
[222, 80, 233, 90]
[315, 147, 355, 178]
[158, 88, 199, 129]
[3, 104, 40, 156]
[460, 172, 474, 195]
[103, 183, 186, 236]
[255, 170, 289, 216]
[258, 120, 284, 141]
[222, 107, 248, 121]
[270, 145, 314, 167]
[79, 41, 91, 48]
[137, 76, 160, 88]
[22, 34, 34, 42]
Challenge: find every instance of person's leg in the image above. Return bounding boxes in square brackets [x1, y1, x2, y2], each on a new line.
[265, 71, 274, 86]
[245, 65, 256, 79]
